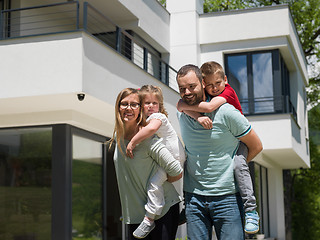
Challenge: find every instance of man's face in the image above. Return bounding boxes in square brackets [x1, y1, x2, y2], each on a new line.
[177, 71, 205, 105]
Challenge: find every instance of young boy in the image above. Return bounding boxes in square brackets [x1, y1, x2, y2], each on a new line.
[177, 61, 260, 234]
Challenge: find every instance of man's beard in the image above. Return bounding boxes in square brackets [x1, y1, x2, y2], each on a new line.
[183, 92, 203, 106]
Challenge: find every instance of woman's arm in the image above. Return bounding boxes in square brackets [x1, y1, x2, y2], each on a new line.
[177, 96, 226, 113]
[126, 119, 162, 158]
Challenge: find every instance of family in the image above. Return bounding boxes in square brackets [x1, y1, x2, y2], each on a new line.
[110, 61, 263, 240]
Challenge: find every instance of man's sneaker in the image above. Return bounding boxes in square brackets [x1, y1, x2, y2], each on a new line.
[178, 208, 186, 225]
[245, 210, 260, 234]
[133, 220, 155, 239]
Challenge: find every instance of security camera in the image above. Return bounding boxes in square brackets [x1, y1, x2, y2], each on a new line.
[77, 93, 85, 101]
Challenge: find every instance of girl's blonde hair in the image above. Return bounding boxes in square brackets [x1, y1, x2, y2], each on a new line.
[109, 88, 146, 154]
[139, 85, 168, 117]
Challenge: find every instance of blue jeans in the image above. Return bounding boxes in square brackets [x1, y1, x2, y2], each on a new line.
[185, 192, 244, 240]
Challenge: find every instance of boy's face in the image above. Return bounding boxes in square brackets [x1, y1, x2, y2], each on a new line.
[204, 74, 227, 97]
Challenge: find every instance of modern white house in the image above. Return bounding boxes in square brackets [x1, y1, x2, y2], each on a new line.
[0, 0, 309, 240]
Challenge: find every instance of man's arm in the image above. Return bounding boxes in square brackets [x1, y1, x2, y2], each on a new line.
[239, 129, 263, 162]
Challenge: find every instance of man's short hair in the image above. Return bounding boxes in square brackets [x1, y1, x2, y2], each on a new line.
[176, 64, 202, 83]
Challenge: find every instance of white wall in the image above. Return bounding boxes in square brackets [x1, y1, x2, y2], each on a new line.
[0, 32, 181, 138]
[0, 33, 83, 99]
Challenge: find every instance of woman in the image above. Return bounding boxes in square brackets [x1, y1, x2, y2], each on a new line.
[111, 88, 183, 240]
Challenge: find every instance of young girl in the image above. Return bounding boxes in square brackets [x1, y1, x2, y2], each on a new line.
[126, 85, 185, 239]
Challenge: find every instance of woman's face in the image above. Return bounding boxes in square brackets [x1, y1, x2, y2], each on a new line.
[119, 93, 141, 123]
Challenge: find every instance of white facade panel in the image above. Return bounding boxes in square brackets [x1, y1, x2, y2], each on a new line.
[199, 6, 290, 45]
[0, 34, 83, 99]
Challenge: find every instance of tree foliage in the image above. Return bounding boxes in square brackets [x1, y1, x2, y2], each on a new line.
[291, 105, 320, 240]
[204, 0, 320, 106]
[203, 0, 320, 239]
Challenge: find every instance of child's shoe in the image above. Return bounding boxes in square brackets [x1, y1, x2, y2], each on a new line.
[244, 210, 259, 234]
[178, 208, 186, 225]
[133, 219, 155, 239]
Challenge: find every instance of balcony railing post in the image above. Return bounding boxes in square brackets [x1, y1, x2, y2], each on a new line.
[143, 47, 148, 71]
[116, 27, 122, 53]
[0, 10, 2, 39]
[165, 64, 169, 85]
[83, 2, 88, 31]
[76, 1, 80, 30]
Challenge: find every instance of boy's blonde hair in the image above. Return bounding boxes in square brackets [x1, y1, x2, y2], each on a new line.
[200, 61, 225, 80]
[139, 85, 168, 117]
[110, 88, 146, 154]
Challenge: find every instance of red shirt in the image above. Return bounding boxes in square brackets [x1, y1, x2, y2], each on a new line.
[219, 84, 243, 114]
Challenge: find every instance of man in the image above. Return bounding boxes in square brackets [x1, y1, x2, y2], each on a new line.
[176, 64, 263, 240]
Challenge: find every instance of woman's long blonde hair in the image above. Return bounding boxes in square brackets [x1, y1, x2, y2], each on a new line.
[139, 85, 168, 117]
[109, 88, 146, 154]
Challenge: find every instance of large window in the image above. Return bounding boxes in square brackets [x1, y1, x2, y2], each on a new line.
[0, 125, 123, 240]
[0, 127, 52, 240]
[225, 50, 292, 116]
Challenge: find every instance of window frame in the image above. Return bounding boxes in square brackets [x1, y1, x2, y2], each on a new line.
[224, 49, 292, 116]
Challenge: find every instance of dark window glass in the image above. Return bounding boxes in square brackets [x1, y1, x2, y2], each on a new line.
[0, 127, 52, 240]
[252, 163, 270, 237]
[72, 135, 103, 240]
[225, 50, 291, 116]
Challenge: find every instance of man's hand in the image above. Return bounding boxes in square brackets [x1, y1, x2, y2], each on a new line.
[198, 116, 213, 129]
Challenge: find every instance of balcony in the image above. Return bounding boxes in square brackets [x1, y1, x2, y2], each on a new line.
[0, 1, 178, 91]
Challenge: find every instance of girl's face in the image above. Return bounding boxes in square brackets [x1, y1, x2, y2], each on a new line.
[143, 93, 160, 117]
[119, 94, 140, 123]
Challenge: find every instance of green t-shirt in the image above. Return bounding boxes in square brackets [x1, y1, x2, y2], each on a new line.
[178, 103, 251, 196]
[113, 136, 182, 224]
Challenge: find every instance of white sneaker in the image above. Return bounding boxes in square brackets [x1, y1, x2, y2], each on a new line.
[133, 220, 155, 239]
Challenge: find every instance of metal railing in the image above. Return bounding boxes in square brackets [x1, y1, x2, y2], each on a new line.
[240, 95, 297, 121]
[0, 1, 178, 91]
[0, 1, 79, 39]
[83, 2, 177, 89]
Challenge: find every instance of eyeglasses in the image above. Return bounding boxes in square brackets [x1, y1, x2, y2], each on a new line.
[119, 102, 140, 110]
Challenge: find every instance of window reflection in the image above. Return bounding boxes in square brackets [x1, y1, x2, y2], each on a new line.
[72, 135, 103, 240]
[0, 128, 52, 240]
[253, 53, 274, 113]
[226, 55, 249, 114]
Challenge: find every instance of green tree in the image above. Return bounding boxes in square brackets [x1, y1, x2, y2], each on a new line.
[203, 0, 320, 106]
